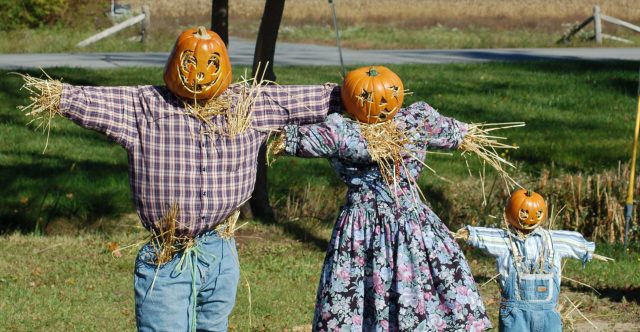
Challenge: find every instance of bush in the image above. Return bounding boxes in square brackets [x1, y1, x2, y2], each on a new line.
[0, 0, 68, 31]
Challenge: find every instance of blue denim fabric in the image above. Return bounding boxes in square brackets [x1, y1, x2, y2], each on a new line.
[134, 230, 240, 332]
[499, 235, 562, 332]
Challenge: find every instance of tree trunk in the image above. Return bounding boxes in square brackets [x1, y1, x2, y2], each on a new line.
[241, 0, 286, 223]
[211, 0, 229, 45]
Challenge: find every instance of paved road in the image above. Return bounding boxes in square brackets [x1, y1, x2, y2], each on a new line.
[0, 37, 639, 69]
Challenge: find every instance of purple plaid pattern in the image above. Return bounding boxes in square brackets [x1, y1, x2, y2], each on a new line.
[60, 83, 340, 237]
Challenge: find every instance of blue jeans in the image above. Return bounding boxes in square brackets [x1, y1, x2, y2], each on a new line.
[134, 231, 240, 332]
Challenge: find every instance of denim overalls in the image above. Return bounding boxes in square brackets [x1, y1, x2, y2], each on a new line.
[499, 229, 563, 332]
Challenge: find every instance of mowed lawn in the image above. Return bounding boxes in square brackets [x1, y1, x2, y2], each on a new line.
[1, 61, 640, 330]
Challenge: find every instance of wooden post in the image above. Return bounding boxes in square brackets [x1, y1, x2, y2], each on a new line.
[211, 0, 229, 46]
[141, 5, 150, 44]
[594, 5, 603, 45]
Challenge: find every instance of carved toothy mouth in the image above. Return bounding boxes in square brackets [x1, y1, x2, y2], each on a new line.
[177, 67, 220, 95]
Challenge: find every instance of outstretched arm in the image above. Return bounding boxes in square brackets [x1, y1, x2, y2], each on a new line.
[456, 225, 510, 258]
[61, 84, 140, 149]
[18, 74, 140, 150]
[403, 101, 468, 150]
[549, 230, 597, 265]
[252, 83, 342, 130]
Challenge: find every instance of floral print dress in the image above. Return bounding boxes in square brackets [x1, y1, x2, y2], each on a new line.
[281, 101, 491, 332]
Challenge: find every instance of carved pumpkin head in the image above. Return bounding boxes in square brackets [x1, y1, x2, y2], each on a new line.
[505, 189, 547, 232]
[163, 26, 232, 100]
[341, 66, 404, 124]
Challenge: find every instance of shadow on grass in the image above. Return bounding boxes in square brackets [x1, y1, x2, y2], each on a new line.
[0, 152, 130, 234]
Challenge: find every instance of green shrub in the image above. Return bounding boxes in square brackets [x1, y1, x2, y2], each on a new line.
[0, 0, 68, 31]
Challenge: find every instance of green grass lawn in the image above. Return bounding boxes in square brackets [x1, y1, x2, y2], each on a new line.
[1, 222, 638, 331]
[1, 61, 640, 330]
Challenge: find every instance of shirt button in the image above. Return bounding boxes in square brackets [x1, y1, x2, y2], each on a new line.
[202, 191, 207, 196]
[201, 166, 206, 172]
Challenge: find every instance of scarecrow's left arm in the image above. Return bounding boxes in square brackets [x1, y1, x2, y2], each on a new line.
[549, 230, 595, 265]
[253, 83, 341, 130]
[406, 101, 468, 150]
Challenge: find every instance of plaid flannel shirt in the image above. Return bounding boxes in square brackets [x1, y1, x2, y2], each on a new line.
[60, 82, 340, 237]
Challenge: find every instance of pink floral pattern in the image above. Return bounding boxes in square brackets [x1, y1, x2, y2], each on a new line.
[283, 102, 491, 331]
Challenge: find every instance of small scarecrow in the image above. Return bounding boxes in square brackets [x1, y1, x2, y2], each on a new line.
[17, 26, 341, 331]
[454, 189, 613, 332]
[269, 65, 524, 331]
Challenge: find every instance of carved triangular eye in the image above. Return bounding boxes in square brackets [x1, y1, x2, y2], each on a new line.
[389, 85, 400, 98]
[357, 90, 372, 107]
[380, 96, 387, 106]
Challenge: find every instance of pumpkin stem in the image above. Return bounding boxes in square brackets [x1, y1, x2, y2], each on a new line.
[526, 190, 532, 197]
[368, 67, 379, 77]
[195, 26, 211, 40]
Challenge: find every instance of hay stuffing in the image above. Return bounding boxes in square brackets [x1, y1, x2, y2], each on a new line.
[459, 122, 525, 190]
[14, 71, 63, 153]
[359, 120, 412, 191]
[149, 203, 194, 265]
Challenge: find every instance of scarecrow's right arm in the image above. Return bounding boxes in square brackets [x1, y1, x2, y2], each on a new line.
[19, 75, 139, 150]
[456, 226, 510, 258]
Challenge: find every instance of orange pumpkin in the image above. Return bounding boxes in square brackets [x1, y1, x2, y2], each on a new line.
[505, 189, 547, 231]
[163, 26, 232, 100]
[341, 66, 404, 124]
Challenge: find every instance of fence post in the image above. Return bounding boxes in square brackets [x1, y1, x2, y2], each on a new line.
[594, 5, 603, 44]
[141, 5, 150, 44]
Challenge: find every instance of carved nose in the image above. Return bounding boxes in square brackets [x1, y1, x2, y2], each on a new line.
[196, 72, 204, 82]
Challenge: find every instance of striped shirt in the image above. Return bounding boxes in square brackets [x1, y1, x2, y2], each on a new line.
[466, 226, 595, 289]
[60, 83, 340, 237]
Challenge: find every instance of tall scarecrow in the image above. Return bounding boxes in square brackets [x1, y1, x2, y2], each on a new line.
[454, 189, 613, 332]
[269, 65, 524, 331]
[17, 26, 341, 331]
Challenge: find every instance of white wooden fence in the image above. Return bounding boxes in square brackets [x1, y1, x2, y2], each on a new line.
[77, 5, 150, 48]
[558, 5, 640, 45]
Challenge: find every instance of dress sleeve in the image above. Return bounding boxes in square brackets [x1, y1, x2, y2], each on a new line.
[282, 113, 343, 158]
[404, 101, 468, 149]
[466, 226, 511, 258]
[252, 83, 341, 130]
[549, 230, 595, 264]
[59, 84, 140, 150]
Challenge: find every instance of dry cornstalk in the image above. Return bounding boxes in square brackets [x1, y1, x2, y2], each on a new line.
[14, 71, 63, 153]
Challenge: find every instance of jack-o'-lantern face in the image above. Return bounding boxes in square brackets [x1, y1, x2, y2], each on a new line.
[505, 189, 547, 232]
[341, 66, 404, 124]
[163, 26, 232, 100]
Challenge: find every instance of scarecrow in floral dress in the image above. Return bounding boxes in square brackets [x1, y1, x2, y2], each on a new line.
[17, 26, 341, 331]
[270, 66, 522, 331]
[454, 189, 613, 332]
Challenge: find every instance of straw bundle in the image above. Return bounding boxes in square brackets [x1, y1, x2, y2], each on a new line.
[215, 210, 243, 239]
[359, 120, 411, 190]
[225, 64, 272, 136]
[459, 122, 525, 190]
[15, 72, 63, 152]
[150, 203, 194, 265]
[182, 94, 230, 127]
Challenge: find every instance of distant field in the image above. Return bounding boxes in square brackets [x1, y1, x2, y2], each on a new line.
[1, 0, 639, 52]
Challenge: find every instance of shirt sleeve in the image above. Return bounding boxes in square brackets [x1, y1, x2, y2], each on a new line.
[404, 101, 468, 149]
[252, 83, 341, 130]
[466, 226, 510, 258]
[59, 84, 140, 150]
[549, 230, 595, 264]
